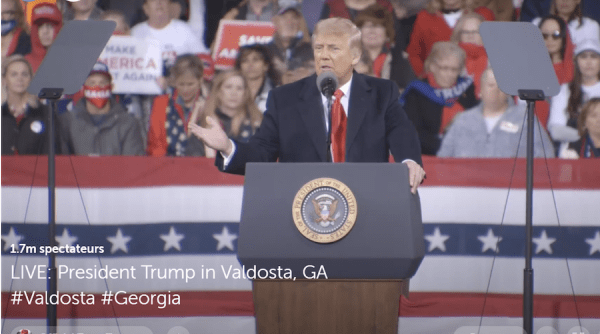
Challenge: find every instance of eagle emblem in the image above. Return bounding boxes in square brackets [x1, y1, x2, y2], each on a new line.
[292, 178, 357, 243]
[311, 195, 340, 227]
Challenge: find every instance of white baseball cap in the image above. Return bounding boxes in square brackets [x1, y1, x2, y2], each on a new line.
[575, 39, 600, 56]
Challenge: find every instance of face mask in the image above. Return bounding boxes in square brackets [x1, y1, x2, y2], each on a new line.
[1, 20, 17, 36]
[83, 85, 111, 109]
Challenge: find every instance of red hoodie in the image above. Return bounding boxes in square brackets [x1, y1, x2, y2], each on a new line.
[407, 7, 495, 77]
[459, 42, 488, 97]
[25, 3, 63, 73]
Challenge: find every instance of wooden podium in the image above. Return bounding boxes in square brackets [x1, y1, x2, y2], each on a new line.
[253, 279, 408, 334]
[238, 163, 424, 334]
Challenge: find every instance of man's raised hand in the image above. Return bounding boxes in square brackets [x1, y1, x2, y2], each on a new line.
[188, 116, 233, 156]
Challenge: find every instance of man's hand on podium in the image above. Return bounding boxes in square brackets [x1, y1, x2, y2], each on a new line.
[404, 160, 425, 194]
[189, 116, 233, 156]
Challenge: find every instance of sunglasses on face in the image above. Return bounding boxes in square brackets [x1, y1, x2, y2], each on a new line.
[542, 31, 562, 40]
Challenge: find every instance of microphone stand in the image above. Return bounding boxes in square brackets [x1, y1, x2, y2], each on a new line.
[326, 96, 333, 162]
[317, 73, 337, 162]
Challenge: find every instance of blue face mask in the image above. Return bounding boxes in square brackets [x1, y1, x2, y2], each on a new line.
[1, 20, 17, 36]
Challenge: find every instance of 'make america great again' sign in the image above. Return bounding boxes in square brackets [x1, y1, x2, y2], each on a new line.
[98, 36, 163, 95]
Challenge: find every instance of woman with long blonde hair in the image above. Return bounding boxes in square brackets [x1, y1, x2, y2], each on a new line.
[189, 70, 263, 157]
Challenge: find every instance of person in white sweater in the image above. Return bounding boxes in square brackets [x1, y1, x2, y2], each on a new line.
[532, 0, 600, 50]
[131, 0, 208, 71]
[548, 39, 600, 158]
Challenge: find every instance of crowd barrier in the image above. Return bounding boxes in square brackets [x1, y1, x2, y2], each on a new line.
[2, 156, 599, 333]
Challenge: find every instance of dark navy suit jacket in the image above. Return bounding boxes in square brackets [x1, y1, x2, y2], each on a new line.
[217, 72, 422, 175]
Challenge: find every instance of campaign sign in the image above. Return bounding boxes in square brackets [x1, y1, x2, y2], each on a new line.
[212, 20, 275, 70]
[98, 36, 162, 95]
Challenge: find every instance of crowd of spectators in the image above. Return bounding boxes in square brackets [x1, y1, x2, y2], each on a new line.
[2, 0, 599, 159]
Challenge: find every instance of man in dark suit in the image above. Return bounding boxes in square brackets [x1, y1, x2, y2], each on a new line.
[189, 17, 426, 193]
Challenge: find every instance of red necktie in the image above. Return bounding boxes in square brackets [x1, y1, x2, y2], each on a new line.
[331, 89, 347, 162]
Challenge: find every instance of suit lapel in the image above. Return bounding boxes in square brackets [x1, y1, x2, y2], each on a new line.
[299, 74, 327, 161]
[346, 73, 371, 157]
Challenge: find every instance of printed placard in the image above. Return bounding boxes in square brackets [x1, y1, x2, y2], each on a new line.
[98, 35, 162, 95]
[212, 20, 275, 70]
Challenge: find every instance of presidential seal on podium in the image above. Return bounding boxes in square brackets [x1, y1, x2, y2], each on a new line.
[292, 178, 357, 243]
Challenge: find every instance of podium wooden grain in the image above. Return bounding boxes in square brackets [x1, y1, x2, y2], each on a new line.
[252, 279, 408, 334]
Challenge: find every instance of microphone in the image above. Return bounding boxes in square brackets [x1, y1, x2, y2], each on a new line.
[316, 71, 338, 98]
[316, 72, 338, 162]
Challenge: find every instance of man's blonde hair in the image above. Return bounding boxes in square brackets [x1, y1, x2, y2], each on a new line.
[312, 18, 362, 57]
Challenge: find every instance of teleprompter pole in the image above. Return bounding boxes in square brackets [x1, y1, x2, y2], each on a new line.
[40, 88, 64, 330]
[27, 19, 116, 332]
[518, 89, 545, 334]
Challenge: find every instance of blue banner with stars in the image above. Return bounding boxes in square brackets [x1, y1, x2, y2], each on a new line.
[3, 223, 599, 259]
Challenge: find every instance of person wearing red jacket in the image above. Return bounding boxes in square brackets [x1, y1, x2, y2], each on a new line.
[450, 12, 488, 97]
[25, 2, 63, 74]
[406, 0, 494, 78]
[319, 0, 394, 21]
